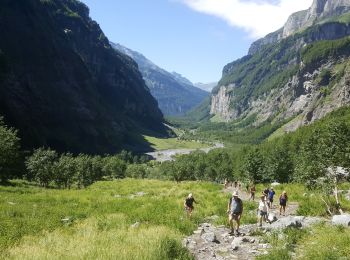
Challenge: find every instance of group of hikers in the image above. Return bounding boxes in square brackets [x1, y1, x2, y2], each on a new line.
[184, 182, 288, 236]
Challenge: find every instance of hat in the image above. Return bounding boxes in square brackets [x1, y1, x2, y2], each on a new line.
[282, 191, 286, 194]
[188, 193, 193, 198]
[232, 191, 239, 197]
[260, 194, 265, 198]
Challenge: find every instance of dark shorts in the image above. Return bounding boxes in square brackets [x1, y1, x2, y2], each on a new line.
[185, 206, 194, 211]
[280, 201, 286, 206]
[269, 198, 273, 203]
[259, 211, 268, 217]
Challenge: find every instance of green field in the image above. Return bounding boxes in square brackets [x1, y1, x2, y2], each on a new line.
[0, 179, 254, 259]
[143, 135, 209, 150]
[1, 180, 350, 259]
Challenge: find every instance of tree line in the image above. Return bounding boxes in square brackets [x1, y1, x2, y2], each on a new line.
[1, 107, 350, 189]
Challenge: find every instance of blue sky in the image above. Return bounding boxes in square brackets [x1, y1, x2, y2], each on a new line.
[81, 0, 312, 83]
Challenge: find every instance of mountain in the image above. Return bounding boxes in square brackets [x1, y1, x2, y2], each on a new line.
[194, 82, 218, 92]
[210, 0, 350, 134]
[111, 43, 208, 116]
[0, 0, 167, 154]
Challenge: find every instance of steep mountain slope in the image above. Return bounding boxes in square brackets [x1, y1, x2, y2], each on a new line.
[211, 0, 350, 133]
[111, 43, 208, 116]
[0, 0, 166, 154]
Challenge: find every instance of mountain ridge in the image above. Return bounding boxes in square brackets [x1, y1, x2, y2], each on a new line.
[111, 43, 208, 116]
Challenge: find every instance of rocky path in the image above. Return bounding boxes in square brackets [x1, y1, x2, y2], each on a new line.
[184, 187, 322, 260]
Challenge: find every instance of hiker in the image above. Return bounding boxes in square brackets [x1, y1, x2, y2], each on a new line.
[258, 194, 269, 227]
[249, 184, 256, 201]
[224, 178, 228, 189]
[234, 181, 238, 188]
[227, 191, 243, 236]
[263, 187, 269, 198]
[279, 191, 288, 216]
[184, 193, 197, 218]
[268, 187, 276, 208]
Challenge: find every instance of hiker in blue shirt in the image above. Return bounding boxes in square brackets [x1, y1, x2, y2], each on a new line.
[268, 188, 275, 208]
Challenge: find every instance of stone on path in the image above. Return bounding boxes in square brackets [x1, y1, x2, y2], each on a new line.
[267, 213, 277, 223]
[332, 214, 350, 227]
[201, 232, 217, 243]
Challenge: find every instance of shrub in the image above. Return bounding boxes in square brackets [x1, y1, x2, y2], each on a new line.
[25, 148, 57, 187]
[0, 118, 20, 183]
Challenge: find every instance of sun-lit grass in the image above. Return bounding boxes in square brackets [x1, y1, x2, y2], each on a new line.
[143, 135, 209, 150]
[0, 179, 248, 258]
[2, 180, 350, 259]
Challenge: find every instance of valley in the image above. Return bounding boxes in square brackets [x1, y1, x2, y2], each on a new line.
[2, 0, 350, 259]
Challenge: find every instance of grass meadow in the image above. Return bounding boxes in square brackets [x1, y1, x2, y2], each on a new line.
[1, 180, 350, 259]
[143, 135, 209, 150]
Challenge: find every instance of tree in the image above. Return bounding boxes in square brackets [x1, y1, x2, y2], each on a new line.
[0, 118, 20, 183]
[125, 164, 148, 179]
[296, 121, 350, 214]
[25, 148, 57, 187]
[102, 156, 127, 179]
[241, 147, 266, 183]
[54, 153, 76, 189]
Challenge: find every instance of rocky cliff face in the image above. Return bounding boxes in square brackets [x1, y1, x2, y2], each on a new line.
[211, 1, 350, 133]
[0, 0, 166, 154]
[249, 0, 350, 55]
[111, 43, 208, 116]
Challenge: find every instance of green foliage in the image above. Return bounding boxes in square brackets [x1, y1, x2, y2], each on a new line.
[0, 179, 229, 257]
[301, 36, 350, 70]
[0, 118, 20, 182]
[295, 224, 350, 259]
[54, 153, 76, 188]
[102, 156, 127, 179]
[126, 164, 148, 179]
[25, 148, 58, 187]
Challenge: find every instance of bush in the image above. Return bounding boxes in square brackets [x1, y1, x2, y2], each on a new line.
[0, 118, 20, 183]
[25, 148, 57, 187]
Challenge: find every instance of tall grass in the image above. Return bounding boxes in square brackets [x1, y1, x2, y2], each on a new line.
[0, 179, 251, 258]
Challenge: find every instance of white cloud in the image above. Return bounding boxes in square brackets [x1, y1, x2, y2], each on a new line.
[180, 0, 313, 38]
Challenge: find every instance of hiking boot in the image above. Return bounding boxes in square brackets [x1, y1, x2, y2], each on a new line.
[229, 230, 235, 236]
[235, 230, 241, 236]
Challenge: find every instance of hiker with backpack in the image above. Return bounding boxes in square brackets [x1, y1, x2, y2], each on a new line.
[279, 191, 288, 216]
[227, 191, 243, 236]
[184, 193, 197, 218]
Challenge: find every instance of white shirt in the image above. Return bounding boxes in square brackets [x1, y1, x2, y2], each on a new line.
[258, 200, 268, 212]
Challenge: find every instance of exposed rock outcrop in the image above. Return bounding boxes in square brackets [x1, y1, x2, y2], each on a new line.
[211, 0, 350, 132]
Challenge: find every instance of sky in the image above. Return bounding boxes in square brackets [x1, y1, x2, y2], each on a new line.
[81, 0, 313, 83]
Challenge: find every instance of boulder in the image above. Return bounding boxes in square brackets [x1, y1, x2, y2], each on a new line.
[332, 214, 350, 227]
[201, 232, 217, 243]
[270, 216, 303, 229]
[267, 213, 277, 223]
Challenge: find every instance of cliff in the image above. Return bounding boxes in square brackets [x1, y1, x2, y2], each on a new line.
[211, 0, 350, 133]
[0, 0, 166, 154]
